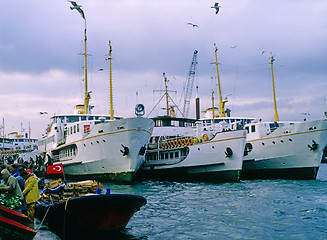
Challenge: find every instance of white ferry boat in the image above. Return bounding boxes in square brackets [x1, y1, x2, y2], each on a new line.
[38, 11, 154, 183]
[38, 111, 154, 182]
[0, 130, 38, 161]
[139, 73, 247, 182]
[202, 46, 327, 180]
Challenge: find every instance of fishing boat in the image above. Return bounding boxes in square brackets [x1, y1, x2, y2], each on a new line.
[139, 73, 247, 182]
[35, 193, 147, 239]
[201, 46, 327, 180]
[38, 10, 154, 183]
[0, 206, 36, 240]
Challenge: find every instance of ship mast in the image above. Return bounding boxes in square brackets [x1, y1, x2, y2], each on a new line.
[163, 73, 170, 117]
[82, 20, 91, 114]
[214, 44, 227, 117]
[211, 89, 215, 123]
[108, 41, 114, 120]
[270, 55, 279, 122]
[69, 2, 90, 114]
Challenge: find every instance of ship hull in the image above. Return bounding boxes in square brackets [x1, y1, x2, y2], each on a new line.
[242, 119, 327, 180]
[140, 130, 247, 182]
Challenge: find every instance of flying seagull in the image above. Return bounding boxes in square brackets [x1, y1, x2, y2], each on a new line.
[211, 2, 221, 14]
[231, 45, 237, 49]
[261, 50, 266, 54]
[68, 1, 85, 19]
[187, 22, 199, 28]
[40, 112, 48, 115]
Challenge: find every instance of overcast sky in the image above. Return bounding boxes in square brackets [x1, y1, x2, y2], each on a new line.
[1, 0, 327, 138]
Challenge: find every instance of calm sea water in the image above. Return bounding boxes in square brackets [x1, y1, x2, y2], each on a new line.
[35, 165, 327, 240]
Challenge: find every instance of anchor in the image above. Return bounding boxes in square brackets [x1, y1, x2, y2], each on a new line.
[120, 144, 129, 156]
[308, 140, 318, 151]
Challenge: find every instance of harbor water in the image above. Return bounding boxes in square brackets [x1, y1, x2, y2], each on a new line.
[35, 165, 327, 240]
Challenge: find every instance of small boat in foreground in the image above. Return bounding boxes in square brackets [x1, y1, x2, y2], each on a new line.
[0, 205, 29, 226]
[0, 207, 36, 240]
[36, 193, 146, 239]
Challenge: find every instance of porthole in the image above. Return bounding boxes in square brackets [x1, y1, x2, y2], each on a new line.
[212, 146, 215, 149]
[96, 141, 99, 144]
[272, 141, 275, 144]
[262, 142, 265, 146]
[103, 139, 106, 143]
[91, 142, 93, 145]
[83, 144, 86, 147]
[289, 139, 292, 141]
[281, 140, 284, 143]
[198, 148, 200, 151]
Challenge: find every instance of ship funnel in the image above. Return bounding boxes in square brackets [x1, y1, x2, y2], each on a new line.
[196, 97, 200, 120]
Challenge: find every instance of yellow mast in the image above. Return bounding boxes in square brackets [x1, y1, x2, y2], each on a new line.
[270, 55, 279, 122]
[108, 41, 114, 120]
[163, 72, 170, 117]
[214, 44, 226, 117]
[82, 22, 90, 114]
[211, 89, 215, 123]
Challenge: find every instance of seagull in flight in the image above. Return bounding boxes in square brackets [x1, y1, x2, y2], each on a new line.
[211, 2, 221, 14]
[68, 1, 85, 19]
[187, 23, 199, 28]
[40, 112, 48, 115]
[231, 45, 237, 49]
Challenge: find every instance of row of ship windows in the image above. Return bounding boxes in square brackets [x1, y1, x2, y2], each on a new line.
[261, 138, 292, 146]
[146, 151, 180, 161]
[59, 148, 77, 158]
[66, 124, 80, 136]
[83, 139, 106, 147]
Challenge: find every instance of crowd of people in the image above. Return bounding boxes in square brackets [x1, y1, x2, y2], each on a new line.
[0, 159, 40, 229]
[0, 155, 46, 171]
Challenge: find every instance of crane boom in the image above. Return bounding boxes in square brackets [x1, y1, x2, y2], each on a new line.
[182, 50, 198, 118]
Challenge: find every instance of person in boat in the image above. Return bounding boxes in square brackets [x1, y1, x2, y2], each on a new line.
[0, 168, 24, 199]
[20, 170, 39, 229]
[10, 164, 25, 192]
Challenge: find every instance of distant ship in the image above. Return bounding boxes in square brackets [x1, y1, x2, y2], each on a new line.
[38, 24, 154, 182]
[0, 126, 38, 162]
[139, 73, 247, 182]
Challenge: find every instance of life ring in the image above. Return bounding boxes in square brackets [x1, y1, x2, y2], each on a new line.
[188, 137, 194, 145]
[178, 139, 183, 147]
[161, 142, 166, 149]
[203, 134, 209, 141]
[182, 138, 187, 146]
[170, 141, 175, 148]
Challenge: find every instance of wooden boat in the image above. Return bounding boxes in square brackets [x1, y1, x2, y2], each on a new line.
[0, 205, 29, 226]
[35, 193, 147, 239]
[0, 207, 36, 240]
